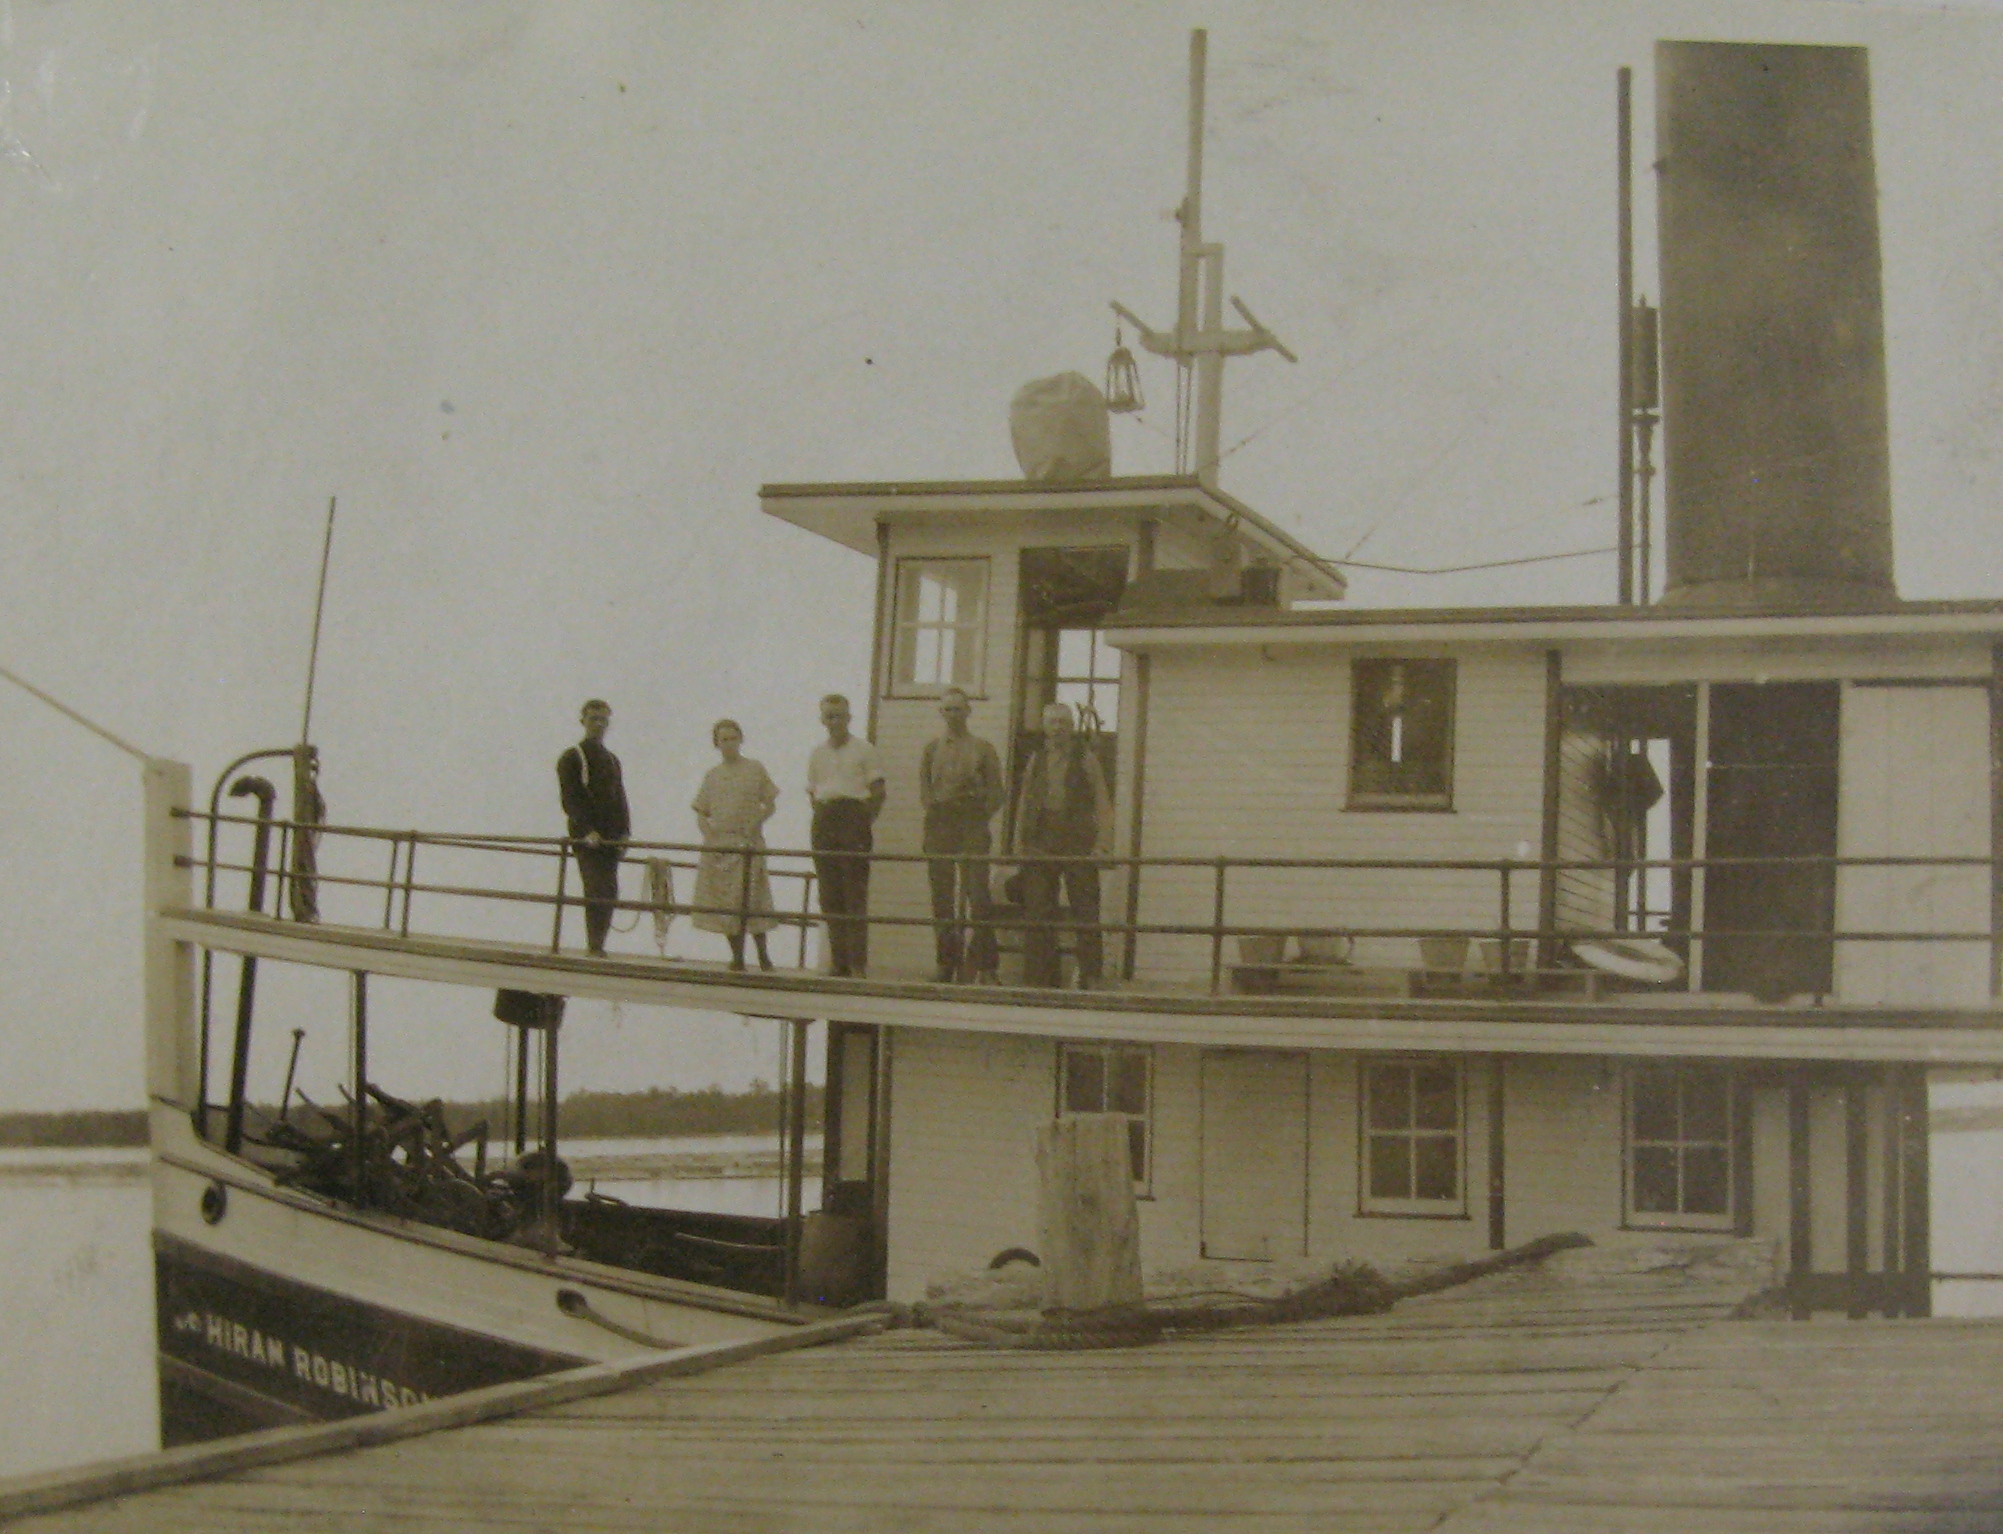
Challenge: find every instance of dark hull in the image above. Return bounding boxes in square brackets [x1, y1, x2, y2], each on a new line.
[155, 1232, 586, 1446]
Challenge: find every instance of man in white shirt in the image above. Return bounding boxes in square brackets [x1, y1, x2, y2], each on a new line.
[807, 693, 885, 977]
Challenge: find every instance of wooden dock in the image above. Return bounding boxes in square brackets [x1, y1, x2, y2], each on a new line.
[10, 1247, 2003, 1532]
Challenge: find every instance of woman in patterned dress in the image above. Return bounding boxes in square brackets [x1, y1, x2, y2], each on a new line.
[691, 719, 779, 969]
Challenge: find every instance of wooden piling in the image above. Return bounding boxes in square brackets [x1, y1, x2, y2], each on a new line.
[1035, 1114, 1142, 1311]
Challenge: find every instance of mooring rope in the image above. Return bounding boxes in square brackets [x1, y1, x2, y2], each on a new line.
[861, 1232, 1591, 1352]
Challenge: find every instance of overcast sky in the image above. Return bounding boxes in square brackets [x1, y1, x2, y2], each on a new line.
[3, 0, 2001, 1111]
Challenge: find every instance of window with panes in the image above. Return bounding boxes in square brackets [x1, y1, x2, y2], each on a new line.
[1349, 658, 1455, 809]
[1625, 1064, 1737, 1230]
[1057, 1042, 1152, 1192]
[890, 558, 988, 694]
[1360, 1057, 1465, 1215]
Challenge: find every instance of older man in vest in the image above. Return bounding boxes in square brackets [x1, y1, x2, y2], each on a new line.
[1011, 700, 1113, 989]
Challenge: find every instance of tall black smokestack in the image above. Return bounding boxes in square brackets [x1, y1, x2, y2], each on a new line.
[1655, 41, 1896, 609]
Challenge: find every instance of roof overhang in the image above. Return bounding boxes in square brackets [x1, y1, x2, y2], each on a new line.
[1103, 599, 2003, 650]
[758, 475, 1346, 600]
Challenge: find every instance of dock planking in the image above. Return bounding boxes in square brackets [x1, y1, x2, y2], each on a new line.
[13, 1249, 2003, 1533]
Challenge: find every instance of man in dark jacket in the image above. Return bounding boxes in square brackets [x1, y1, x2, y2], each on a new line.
[1011, 701, 1113, 989]
[557, 698, 630, 956]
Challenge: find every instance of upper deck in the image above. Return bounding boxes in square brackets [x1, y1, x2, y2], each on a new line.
[162, 799, 2003, 1066]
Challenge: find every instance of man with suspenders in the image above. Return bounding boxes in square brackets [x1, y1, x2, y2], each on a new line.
[557, 698, 630, 956]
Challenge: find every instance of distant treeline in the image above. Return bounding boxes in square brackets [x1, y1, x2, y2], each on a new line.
[442, 1082, 824, 1141]
[0, 1085, 822, 1148]
[0, 1109, 149, 1148]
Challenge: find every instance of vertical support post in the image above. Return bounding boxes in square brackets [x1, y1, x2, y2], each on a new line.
[221, 787, 276, 1154]
[1634, 302, 1660, 604]
[549, 844, 569, 954]
[1209, 858, 1228, 994]
[351, 971, 369, 1208]
[222, 955, 261, 1156]
[1731, 1072, 1755, 1237]
[737, 835, 755, 959]
[1194, 246, 1225, 486]
[821, 1022, 848, 1207]
[869, 1027, 894, 1299]
[400, 836, 418, 938]
[1486, 1056, 1506, 1250]
[1497, 864, 1514, 977]
[270, 822, 292, 926]
[1901, 1064, 1932, 1317]
[1989, 641, 2003, 998]
[144, 759, 198, 1114]
[1690, 682, 1712, 991]
[1882, 1065, 1905, 1287]
[1788, 1069, 1813, 1318]
[867, 519, 892, 743]
[513, 1025, 530, 1157]
[1616, 66, 1635, 605]
[1121, 520, 1156, 982]
[798, 872, 815, 969]
[382, 836, 401, 930]
[1845, 1070, 1871, 1318]
[541, 1001, 561, 1260]
[1538, 651, 1564, 973]
[783, 1018, 810, 1305]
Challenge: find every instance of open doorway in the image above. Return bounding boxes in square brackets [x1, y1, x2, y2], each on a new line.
[1009, 547, 1129, 837]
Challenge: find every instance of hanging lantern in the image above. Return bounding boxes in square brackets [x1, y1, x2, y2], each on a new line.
[1103, 329, 1144, 414]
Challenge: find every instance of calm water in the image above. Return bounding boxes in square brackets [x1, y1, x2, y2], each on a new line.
[0, 1137, 796, 1481]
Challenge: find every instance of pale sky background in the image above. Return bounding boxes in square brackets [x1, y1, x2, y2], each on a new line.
[3, 0, 2002, 1111]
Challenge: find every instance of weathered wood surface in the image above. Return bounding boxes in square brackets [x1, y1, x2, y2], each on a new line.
[15, 1249, 2003, 1532]
[1036, 1114, 1142, 1309]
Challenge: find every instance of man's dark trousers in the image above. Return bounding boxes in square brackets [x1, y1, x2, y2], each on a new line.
[576, 845, 622, 956]
[924, 807, 996, 979]
[812, 799, 873, 976]
[1021, 844, 1101, 988]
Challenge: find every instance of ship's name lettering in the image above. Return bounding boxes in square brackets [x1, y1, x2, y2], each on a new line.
[172, 1308, 432, 1409]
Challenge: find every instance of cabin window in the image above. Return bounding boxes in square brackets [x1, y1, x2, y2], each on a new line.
[1057, 1042, 1152, 1193]
[890, 558, 988, 694]
[1625, 1064, 1737, 1230]
[1359, 1057, 1465, 1215]
[1051, 628, 1123, 732]
[1348, 659, 1455, 809]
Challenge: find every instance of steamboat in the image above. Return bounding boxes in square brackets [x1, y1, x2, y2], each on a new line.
[144, 31, 2003, 1443]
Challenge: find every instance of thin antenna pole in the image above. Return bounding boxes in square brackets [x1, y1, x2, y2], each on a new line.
[1177, 31, 1207, 478]
[1616, 69, 1635, 606]
[301, 496, 337, 745]
[1178, 31, 1206, 346]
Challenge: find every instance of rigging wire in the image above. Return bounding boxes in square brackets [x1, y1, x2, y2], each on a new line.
[1333, 544, 1618, 576]
[300, 496, 337, 747]
[0, 660, 150, 760]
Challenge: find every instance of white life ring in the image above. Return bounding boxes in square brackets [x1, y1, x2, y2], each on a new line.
[1571, 936, 1684, 985]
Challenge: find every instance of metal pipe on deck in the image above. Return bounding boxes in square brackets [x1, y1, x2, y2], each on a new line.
[222, 776, 277, 1155]
[351, 970, 369, 1205]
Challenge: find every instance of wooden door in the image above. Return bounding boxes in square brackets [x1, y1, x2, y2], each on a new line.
[1200, 1050, 1308, 1261]
[1704, 682, 1839, 997]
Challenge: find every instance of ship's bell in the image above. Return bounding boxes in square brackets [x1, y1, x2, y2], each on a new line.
[1103, 331, 1144, 414]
